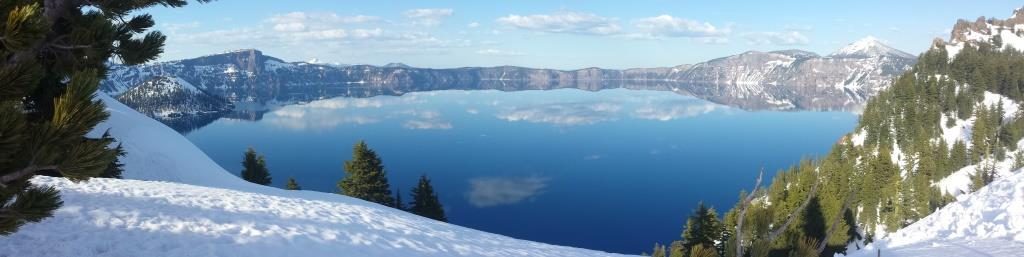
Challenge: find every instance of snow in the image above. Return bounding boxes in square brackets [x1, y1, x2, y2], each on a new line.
[830, 36, 915, 59]
[983, 91, 1020, 121]
[935, 143, 1022, 197]
[847, 168, 1024, 257]
[1, 94, 633, 257]
[264, 59, 296, 72]
[850, 129, 867, 146]
[945, 43, 965, 59]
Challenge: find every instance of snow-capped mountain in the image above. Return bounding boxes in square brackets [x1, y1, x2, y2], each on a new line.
[113, 76, 231, 132]
[671, 38, 915, 109]
[0, 94, 634, 257]
[830, 36, 916, 59]
[116, 76, 231, 118]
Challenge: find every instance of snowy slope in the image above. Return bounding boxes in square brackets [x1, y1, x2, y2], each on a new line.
[843, 88, 1024, 256]
[846, 169, 1024, 257]
[0, 95, 633, 257]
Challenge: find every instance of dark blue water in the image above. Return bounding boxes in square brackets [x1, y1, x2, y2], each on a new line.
[184, 88, 857, 254]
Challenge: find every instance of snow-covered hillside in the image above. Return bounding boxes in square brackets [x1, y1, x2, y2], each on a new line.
[840, 8, 1024, 256]
[0, 95, 632, 257]
[847, 168, 1024, 257]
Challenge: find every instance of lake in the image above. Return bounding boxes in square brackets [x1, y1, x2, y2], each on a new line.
[183, 87, 857, 254]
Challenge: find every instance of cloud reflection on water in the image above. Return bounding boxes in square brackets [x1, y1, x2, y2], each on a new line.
[495, 102, 622, 126]
[466, 176, 550, 207]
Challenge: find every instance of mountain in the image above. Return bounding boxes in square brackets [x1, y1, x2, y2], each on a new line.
[830, 36, 916, 59]
[98, 39, 915, 129]
[114, 76, 232, 133]
[670, 39, 915, 104]
[1, 94, 634, 257]
[116, 76, 231, 118]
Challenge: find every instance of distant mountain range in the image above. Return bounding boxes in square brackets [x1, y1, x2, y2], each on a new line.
[100, 37, 916, 131]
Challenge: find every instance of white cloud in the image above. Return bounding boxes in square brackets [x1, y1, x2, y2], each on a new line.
[264, 106, 380, 131]
[496, 12, 621, 35]
[262, 12, 385, 41]
[744, 31, 810, 45]
[268, 12, 380, 32]
[349, 28, 384, 39]
[466, 176, 549, 207]
[162, 22, 201, 33]
[632, 100, 720, 121]
[403, 120, 453, 130]
[467, 22, 480, 28]
[633, 15, 729, 38]
[404, 8, 454, 26]
[476, 49, 525, 56]
[496, 102, 621, 126]
[398, 110, 452, 130]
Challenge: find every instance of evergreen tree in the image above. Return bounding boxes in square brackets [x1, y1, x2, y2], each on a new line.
[800, 197, 827, 242]
[681, 202, 724, 252]
[285, 177, 301, 190]
[409, 174, 447, 222]
[240, 147, 271, 185]
[668, 241, 685, 257]
[100, 143, 126, 179]
[394, 188, 406, 210]
[649, 243, 667, 257]
[0, 0, 208, 235]
[951, 140, 969, 169]
[339, 140, 394, 206]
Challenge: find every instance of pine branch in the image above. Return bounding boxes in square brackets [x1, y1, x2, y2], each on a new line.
[48, 43, 94, 50]
[0, 165, 59, 188]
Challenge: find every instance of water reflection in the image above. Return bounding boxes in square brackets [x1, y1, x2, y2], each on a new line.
[226, 89, 734, 132]
[466, 176, 550, 207]
[632, 99, 723, 121]
[496, 102, 623, 126]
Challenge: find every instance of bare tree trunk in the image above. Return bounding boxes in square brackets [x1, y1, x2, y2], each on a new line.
[735, 169, 764, 257]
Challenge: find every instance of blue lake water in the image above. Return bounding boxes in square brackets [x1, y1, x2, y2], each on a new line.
[184, 88, 857, 254]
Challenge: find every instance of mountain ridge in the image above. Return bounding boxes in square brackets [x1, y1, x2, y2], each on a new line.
[99, 38, 915, 126]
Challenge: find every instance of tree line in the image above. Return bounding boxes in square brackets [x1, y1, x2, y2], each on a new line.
[240, 141, 447, 222]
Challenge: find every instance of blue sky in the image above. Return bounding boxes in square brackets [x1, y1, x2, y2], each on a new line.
[145, 0, 1024, 69]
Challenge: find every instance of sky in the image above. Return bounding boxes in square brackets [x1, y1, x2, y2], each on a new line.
[144, 0, 1024, 69]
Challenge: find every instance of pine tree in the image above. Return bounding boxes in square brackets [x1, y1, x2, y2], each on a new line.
[0, 0, 209, 235]
[681, 202, 724, 252]
[240, 147, 271, 185]
[409, 174, 447, 222]
[99, 143, 126, 179]
[394, 188, 406, 210]
[339, 140, 394, 206]
[668, 241, 685, 257]
[285, 177, 301, 190]
[650, 243, 667, 257]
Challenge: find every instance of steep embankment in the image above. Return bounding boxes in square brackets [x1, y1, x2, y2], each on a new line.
[0, 94, 633, 257]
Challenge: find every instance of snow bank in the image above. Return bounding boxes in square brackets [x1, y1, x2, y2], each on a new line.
[846, 155, 1024, 257]
[3, 177, 630, 257]
[3, 94, 632, 257]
